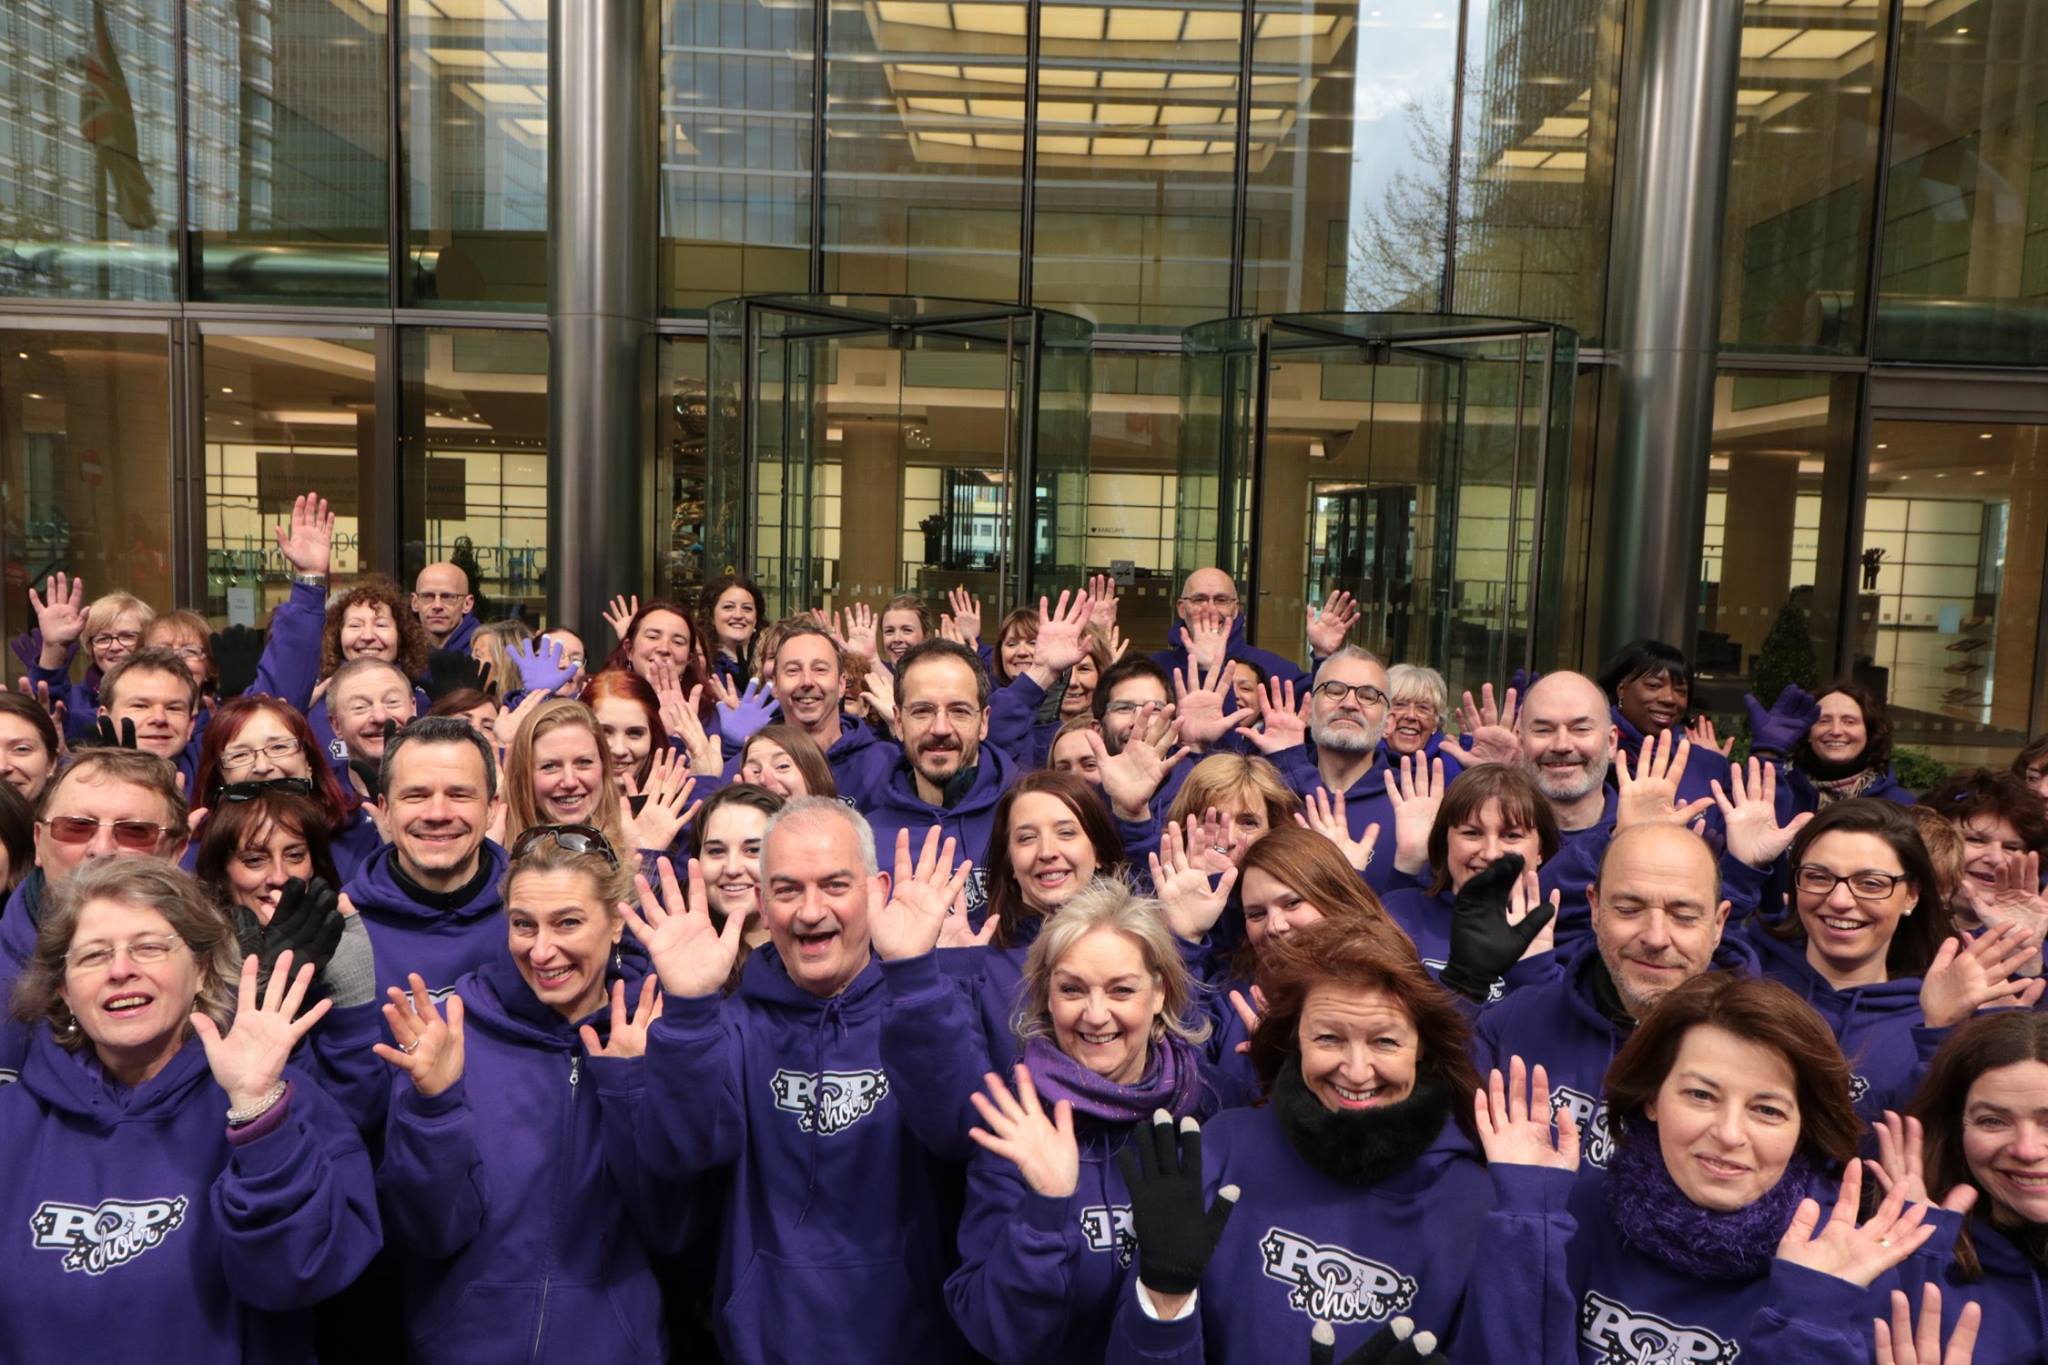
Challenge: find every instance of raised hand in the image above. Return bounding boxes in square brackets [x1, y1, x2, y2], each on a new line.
[1919, 923, 2047, 1029]
[1115, 1111, 1237, 1308]
[1508, 866, 1560, 963]
[1615, 730, 1713, 830]
[1869, 1110, 1980, 1214]
[1295, 788, 1376, 873]
[509, 635, 579, 696]
[622, 857, 745, 998]
[1443, 683, 1522, 766]
[968, 1066, 1079, 1199]
[1384, 754, 1445, 875]
[1173, 657, 1248, 749]
[1775, 1159, 1935, 1288]
[1874, 1284, 1982, 1365]
[835, 604, 879, 664]
[862, 672, 898, 738]
[192, 952, 331, 1112]
[663, 687, 724, 776]
[1474, 1057, 1580, 1172]
[1973, 849, 2048, 975]
[1149, 819, 1239, 943]
[1226, 985, 1266, 1055]
[30, 571, 86, 664]
[1237, 675, 1307, 755]
[1686, 714, 1734, 758]
[946, 587, 983, 647]
[711, 675, 780, 746]
[372, 972, 465, 1098]
[1185, 609, 1229, 672]
[1710, 757, 1811, 868]
[625, 750, 699, 852]
[868, 826, 974, 962]
[1744, 684, 1819, 757]
[495, 687, 551, 766]
[580, 976, 663, 1059]
[1086, 724, 1189, 823]
[1304, 591, 1360, 658]
[1441, 855, 1553, 1003]
[1085, 573, 1120, 630]
[274, 493, 335, 579]
[1028, 590, 1095, 681]
[604, 594, 640, 643]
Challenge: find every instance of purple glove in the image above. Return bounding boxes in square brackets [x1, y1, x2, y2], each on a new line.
[1743, 684, 1818, 755]
[509, 636, 578, 696]
[1507, 667, 1544, 698]
[717, 678, 780, 746]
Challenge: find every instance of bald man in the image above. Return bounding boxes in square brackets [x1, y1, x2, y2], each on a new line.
[1471, 824, 1755, 1170]
[1149, 566, 1308, 691]
[412, 562, 478, 652]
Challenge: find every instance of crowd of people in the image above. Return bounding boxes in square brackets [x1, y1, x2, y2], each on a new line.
[0, 491, 2043, 1363]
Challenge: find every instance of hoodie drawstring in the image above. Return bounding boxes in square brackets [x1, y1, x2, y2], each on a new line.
[795, 995, 849, 1227]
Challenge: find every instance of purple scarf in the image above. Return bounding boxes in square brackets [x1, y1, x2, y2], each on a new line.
[1020, 1032, 1210, 1125]
[1607, 1125, 1817, 1282]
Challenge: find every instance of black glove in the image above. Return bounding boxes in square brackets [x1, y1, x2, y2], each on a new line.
[1439, 854, 1552, 1003]
[258, 877, 345, 984]
[1115, 1110, 1238, 1297]
[1311, 1318, 1445, 1365]
[88, 715, 138, 749]
[211, 624, 265, 699]
[426, 648, 488, 702]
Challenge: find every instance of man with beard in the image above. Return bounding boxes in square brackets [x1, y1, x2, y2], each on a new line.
[1471, 822, 1755, 1172]
[864, 640, 1019, 918]
[1254, 646, 1401, 891]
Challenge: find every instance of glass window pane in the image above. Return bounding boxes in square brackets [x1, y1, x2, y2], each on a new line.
[1088, 352, 1182, 644]
[0, 1, 179, 301]
[1877, 0, 2048, 364]
[1030, 1, 1238, 330]
[1248, 3, 1458, 315]
[187, 0, 390, 305]
[661, 336, 709, 600]
[1, 327, 174, 651]
[1719, 1, 1883, 353]
[820, 0, 1024, 299]
[663, 0, 814, 313]
[202, 331, 379, 622]
[406, 0, 547, 309]
[1454, 0, 1623, 339]
[399, 329, 550, 623]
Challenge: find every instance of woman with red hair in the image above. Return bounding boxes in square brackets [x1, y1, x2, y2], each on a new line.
[194, 694, 380, 879]
[579, 669, 670, 795]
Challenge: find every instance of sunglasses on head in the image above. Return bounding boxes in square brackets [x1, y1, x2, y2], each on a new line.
[510, 823, 619, 867]
[37, 816, 175, 851]
[218, 777, 317, 804]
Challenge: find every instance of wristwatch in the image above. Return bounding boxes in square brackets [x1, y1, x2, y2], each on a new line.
[292, 571, 328, 588]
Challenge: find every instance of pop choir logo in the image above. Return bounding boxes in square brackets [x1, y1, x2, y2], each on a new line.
[1079, 1205, 1135, 1266]
[1579, 1291, 1739, 1364]
[770, 1068, 890, 1134]
[31, 1195, 188, 1275]
[1258, 1227, 1417, 1324]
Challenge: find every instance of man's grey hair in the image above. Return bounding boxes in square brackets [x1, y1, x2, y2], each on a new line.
[325, 656, 413, 725]
[1312, 645, 1387, 689]
[764, 795, 879, 877]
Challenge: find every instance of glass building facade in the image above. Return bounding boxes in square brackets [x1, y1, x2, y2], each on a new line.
[3, 0, 2046, 759]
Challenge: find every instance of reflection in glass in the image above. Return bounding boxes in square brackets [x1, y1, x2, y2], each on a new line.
[1719, 1, 1883, 353]
[663, 0, 814, 312]
[399, 329, 550, 621]
[1246, 3, 1451, 315]
[0, 328, 174, 649]
[1029, 2, 1241, 330]
[202, 331, 378, 623]
[0, 0, 179, 301]
[1090, 353, 1184, 646]
[187, 0, 390, 305]
[406, 0, 548, 309]
[820, 0, 1025, 299]
[1877, 0, 2048, 364]
[660, 338, 712, 602]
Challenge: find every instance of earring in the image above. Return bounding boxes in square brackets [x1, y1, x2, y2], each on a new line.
[611, 941, 623, 975]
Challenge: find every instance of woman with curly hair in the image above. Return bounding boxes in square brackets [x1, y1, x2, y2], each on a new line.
[310, 575, 430, 766]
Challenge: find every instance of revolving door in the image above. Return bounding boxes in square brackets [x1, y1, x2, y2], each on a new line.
[706, 295, 1094, 622]
[1180, 313, 1578, 695]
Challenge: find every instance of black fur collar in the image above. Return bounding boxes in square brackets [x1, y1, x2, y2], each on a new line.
[1273, 1058, 1450, 1187]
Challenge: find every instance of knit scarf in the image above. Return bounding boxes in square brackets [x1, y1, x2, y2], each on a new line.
[1272, 1061, 1452, 1188]
[1021, 1031, 1211, 1125]
[1811, 766, 1884, 806]
[1607, 1126, 1816, 1281]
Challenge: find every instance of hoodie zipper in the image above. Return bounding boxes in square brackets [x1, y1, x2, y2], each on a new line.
[527, 1050, 582, 1363]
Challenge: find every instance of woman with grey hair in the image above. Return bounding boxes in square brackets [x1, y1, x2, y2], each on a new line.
[944, 879, 1218, 1363]
[1382, 663, 1459, 774]
[0, 858, 379, 1359]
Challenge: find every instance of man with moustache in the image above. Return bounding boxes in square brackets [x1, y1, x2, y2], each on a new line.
[1249, 646, 1402, 890]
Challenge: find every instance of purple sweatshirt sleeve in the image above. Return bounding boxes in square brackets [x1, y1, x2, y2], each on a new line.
[986, 676, 1049, 768]
[1448, 1163, 1578, 1365]
[588, 1053, 696, 1256]
[379, 1075, 487, 1259]
[641, 991, 745, 1181]
[945, 1160, 1087, 1364]
[302, 998, 392, 1140]
[212, 1067, 382, 1312]
[878, 950, 991, 1161]
[1741, 1262, 1881, 1365]
[245, 579, 328, 711]
[1105, 1276, 1205, 1365]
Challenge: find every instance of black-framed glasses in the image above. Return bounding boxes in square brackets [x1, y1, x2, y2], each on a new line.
[218, 777, 317, 804]
[1794, 865, 1911, 902]
[1314, 680, 1390, 709]
[510, 823, 619, 867]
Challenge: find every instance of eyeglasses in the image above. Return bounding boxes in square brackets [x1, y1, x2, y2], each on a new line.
[37, 816, 176, 851]
[510, 823, 619, 867]
[903, 702, 981, 725]
[66, 934, 184, 974]
[1387, 699, 1438, 718]
[1314, 681, 1391, 709]
[1103, 700, 1161, 717]
[219, 738, 303, 772]
[1794, 865, 1911, 902]
[218, 777, 316, 803]
[415, 591, 466, 605]
[90, 631, 142, 651]
[1178, 594, 1239, 610]
[160, 645, 206, 662]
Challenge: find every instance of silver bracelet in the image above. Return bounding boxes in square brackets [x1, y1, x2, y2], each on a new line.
[226, 1079, 288, 1127]
[291, 571, 328, 588]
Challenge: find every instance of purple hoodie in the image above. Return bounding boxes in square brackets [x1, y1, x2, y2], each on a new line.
[1902, 1209, 2048, 1365]
[861, 740, 1022, 923]
[341, 839, 511, 996]
[639, 946, 973, 1364]
[0, 1026, 379, 1362]
[1267, 743, 1402, 894]
[377, 953, 686, 1363]
[1151, 615, 1308, 692]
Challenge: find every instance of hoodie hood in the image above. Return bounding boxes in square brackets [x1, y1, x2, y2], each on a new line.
[1745, 915, 1925, 1024]
[459, 948, 641, 1052]
[343, 839, 510, 994]
[1153, 614, 1310, 689]
[342, 838, 507, 926]
[20, 1025, 214, 1128]
[438, 612, 481, 658]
